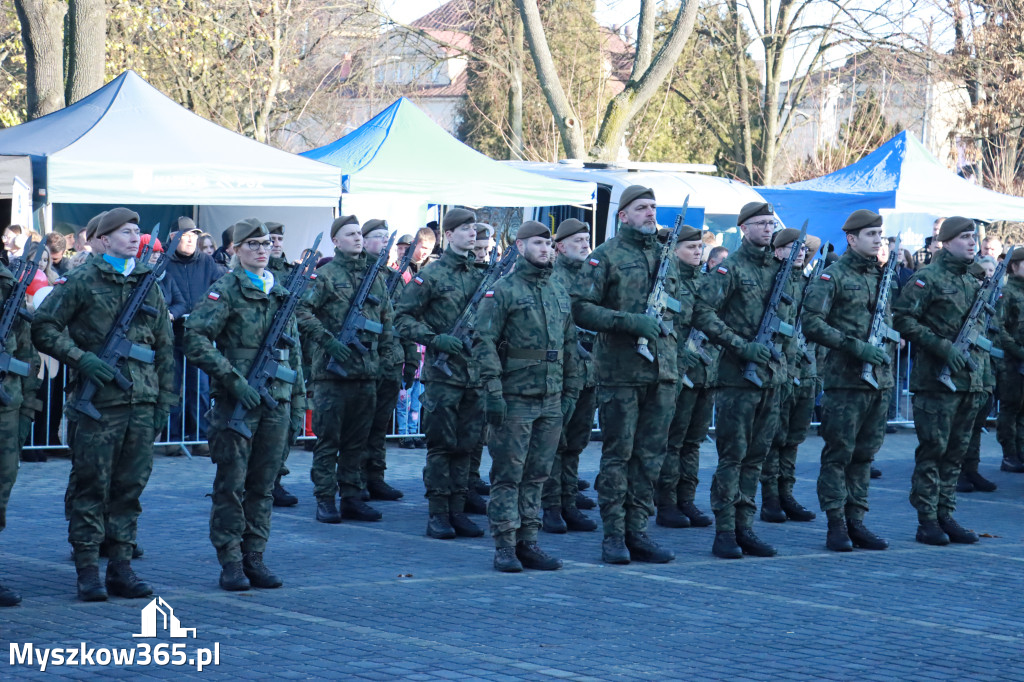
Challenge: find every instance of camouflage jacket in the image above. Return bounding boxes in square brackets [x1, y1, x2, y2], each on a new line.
[267, 255, 291, 281]
[382, 264, 420, 381]
[32, 256, 174, 408]
[677, 262, 719, 389]
[394, 246, 483, 388]
[693, 239, 793, 388]
[893, 248, 986, 393]
[476, 257, 582, 399]
[551, 254, 595, 388]
[184, 268, 305, 405]
[785, 269, 819, 383]
[571, 227, 680, 386]
[0, 264, 41, 411]
[995, 276, 1024, 372]
[803, 248, 895, 391]
[296, 248, 396, 383]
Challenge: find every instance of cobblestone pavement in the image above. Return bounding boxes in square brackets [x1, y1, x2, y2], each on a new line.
[1, 427, 1022, 680]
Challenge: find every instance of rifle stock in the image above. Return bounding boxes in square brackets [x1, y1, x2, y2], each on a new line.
[636, 195, 689, 362]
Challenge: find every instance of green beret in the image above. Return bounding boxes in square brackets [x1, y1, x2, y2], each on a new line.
[805, 234, 821, 256]
[842, 209, 883, 233]
[96, 207, 140, 238]
[85, 211, 108, 240]
[515, 220, 551, 241]
[232, 218, 268, 246]
[265, 221, 284, 236]
[771, 228, 802, 249]
[675, 225, 702, 243]
[331, 214, 360, 238]
[1008, 247, 1024, 264]
[177, 216, 200, 234]
[442, 208, 477, 232]
[361, 218, 389, 237]
[737, 201, 773, 226]
[825, 251, 839, 265]
[475, 223, 495, 240]
[937, 216, 975, 242]
[554, 218, 589, 242]
[397, 234, 414, 246]
[619, 185, 655, 211]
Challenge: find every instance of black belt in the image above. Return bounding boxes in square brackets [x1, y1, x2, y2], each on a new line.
[506, 348, 562, 362]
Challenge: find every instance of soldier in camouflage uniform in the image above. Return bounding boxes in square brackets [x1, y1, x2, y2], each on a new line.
[893, 216, 990, 545]
[297, 215, 397, 525]
[693, 202, 794, 559]
[759, 232, 819, 524]
[185, 220, 305, 591]
[571, 185, 678, 565]
[33, 208, 175, 601]
[802, 210, 896, 551]
[395, 208, 486, 540]
[542, 218, 599, 534]
[995, 248, 1024, 474]
[477, 221, 581, 571]
[655, 225, 716, 530]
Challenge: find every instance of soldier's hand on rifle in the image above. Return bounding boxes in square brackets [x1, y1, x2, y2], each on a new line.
[431, 334, 464, 354]
[738, 341, 772, 365]
[485, 392, 507, 426]
[290, 401, 305, 438]
[846, 338, 890, 366]
[560, 395, 576, 421]
[618, 313, 662, 341]
[76, 352, 117, 385]
[679, 347, 702, 370]
[325, 338, 353, 364]
[227, 374, 262, 410]
[942, 343, 967, 374]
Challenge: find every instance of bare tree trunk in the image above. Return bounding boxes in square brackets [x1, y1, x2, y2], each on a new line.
[757, 0, 795, 185]
[15, 0, 67, 118]
[731, 0, 755, 183]
[65, 0, 106, 105]
[252, 0, 286, 143]
[507, 13, 525, 160]
[630, 0, 656, 80]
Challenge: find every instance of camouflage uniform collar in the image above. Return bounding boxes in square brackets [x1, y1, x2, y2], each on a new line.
[1007, 275, 1024, 290]
[678, 262, 700, 279]
[737, 238, 771, 264]
[841, 248, 879, 273]
[619, 225, 658, 248]
[934, 248, 971, 275]
[440, 246, 473, 270]
[331, 247, 366, 266]
[514, 255, 552, 282]
[556, 253, 584, 273]
[0, 262, 13, 282]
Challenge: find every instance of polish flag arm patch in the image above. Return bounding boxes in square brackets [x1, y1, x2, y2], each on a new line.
[413, 276, 424, 285]
[588, 258, 600, 266]
[716, 266, 728, 274]
[207, 291, 221, 300]
[914, 279, 926, 288]
[819, 273, 831, 281]
[484, 291, 494, 298]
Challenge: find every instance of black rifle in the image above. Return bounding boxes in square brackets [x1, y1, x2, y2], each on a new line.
[790, 240, 831, 385]
[576, 326, 596, 360]
[326, 232, 397, 378]
[433, 244, 519, 377]
[743, 220, 807, 387]
[679, 328, 712, 389]
[70, 230, 184, 421]
[227, 234, 322, 438]
[0, 244, 43, 406]
[937, 245, 1014, 392]
[636, 196, 689, 362]
[138, 222, 161, 264]
[861, 234, 902, 388]
[386, 235, 420, 299]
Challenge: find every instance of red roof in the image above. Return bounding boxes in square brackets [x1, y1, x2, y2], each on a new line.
[411, 0, 475, 32]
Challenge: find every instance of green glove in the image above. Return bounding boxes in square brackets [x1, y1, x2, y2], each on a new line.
[855, 342, 890, 366]
[77, 352, 116, 385]
[561, 395, 576, 421]
[619, 313, 662, 341]
[944, 345, 967, 374]
[227, 375, 261, 410]
[324, 338, 352, 364]
[679, 348, 702, 371]
[153, 404, 171, 433]
[738, 341, 772, 365]
[402, 363, 417, 388]
[485, 392, 507, 426]
[290, 403, 305, 437]
[432, 334, 464, 355]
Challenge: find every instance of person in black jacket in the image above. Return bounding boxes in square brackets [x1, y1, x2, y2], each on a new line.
[211, 226, 233, 268]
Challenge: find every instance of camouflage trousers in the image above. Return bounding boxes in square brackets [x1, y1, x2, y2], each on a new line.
[208, 398, 289, 566]
[996, 369, 1024, 459]
[710, 386, 780, 532]
[964, 391, 994, 473]
[542, 384, 596, 510]
[487, 394, 561, 547]
[363, 375, 401, 485]
[0, 408, 21, 533]
[469, 423, 488, 487]
[816, 388, 890, 520]
[595, 382, 676, 537]
[69, 404, 156, 569]
[761, 379, 818, 499]
[311, 379, 377, 500]
[910, 391, 987, 521]
[421, 382, 484, 515]
[657, 384, 714, 507]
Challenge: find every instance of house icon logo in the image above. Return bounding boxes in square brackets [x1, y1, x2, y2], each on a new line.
[133, 596, 197, 639]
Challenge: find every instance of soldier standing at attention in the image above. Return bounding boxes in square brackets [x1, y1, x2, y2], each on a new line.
[655, 225, 716, 530]
[802, 210, 895, 551]
[33, 208, 175, 601]
[477, 221, 581, 571]
[572, 185, 679, 565]
[893, 216, 989, 546]
[185, 220, 305, 591]
[394, 208, 486, 540]
[297, 215, 394, 525]
[995, 248, 1024, 474]
[693, 202, 792, 560]
[542, 218, 599, 534]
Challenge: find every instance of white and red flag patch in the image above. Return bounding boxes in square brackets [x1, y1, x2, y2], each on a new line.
[588, 258, 600, 267]
[717, 266, 728, 274]
[820, 273, 831, 281]
[914, 279, 926, 288]
[207, 291, 221, 300]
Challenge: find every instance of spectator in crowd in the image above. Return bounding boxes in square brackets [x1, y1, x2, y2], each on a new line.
[914, 218, 944, 268]
[397, 345, 426, 448]
[198, 233, 217, 257]
[410, 226, 437, 273]
[211, 226, 233, 267]
[2, 224, 22, 257]
[705, 245, 728, 270]
[46, 232, 71, 276]
[71, 227, 88, 254]
[896, 247, 916, 290]
[980, 234, 1003, 259]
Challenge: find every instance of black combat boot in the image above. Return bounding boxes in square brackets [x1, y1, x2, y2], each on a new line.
[367, 479, 404, 501]
[77, 565, 108, 601]
[426, 513, 456, 539]
[625, 531, 675, 563]
[735, 527, 777, 557]
[915, 519, 950, 546]
[516, 541, 563, 570]
[825, 517, 854, 552]
[219, 561, 251, 591]
[340, 497, 382, 522]
[963, 470, 997, 493]
[449, 512, 484, 537]
[780, 493, 817, 522]
[315, 497, 342, 524]
[243, 551, 283, 588]
[711, 531, 742, 559]
[1001, 451, 1024, 473]
[562, 507, 598, 532]
[938, 514, 979, 544]
[601, 536, 631, 564]
[0, 581, 21, 607]
[105, 560, 153, 599]
[656, 504, 691, 528]
[359, 488, 371, 501]
[473, 479, 491, 496]
[542, 507, 567, 534]
[493, 547, 522, 573]
[575, 491, 596, 510]
[465, 489, 488, 515]
[759, 495, 787, 523]
[577, 478, 590, 491]
[870, 466, 882, 479]
[272, 481, 299, 507]
[99, 541, 144, 559]
[956, 472, 974, 493]
[847, 519, 888, 550]
[678, 500, 713, 527]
